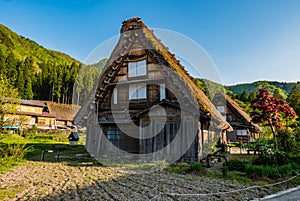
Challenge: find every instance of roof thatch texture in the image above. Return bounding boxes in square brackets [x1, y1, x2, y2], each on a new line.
[21, 99, 46, 107]
[214, 92, 262, 132]
[46, 102, 81, 121]
[122, 18, 231, 131]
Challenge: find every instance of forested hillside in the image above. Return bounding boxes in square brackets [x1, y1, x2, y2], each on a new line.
[1, 23, 298, 111]
[226, 81, 296, 99]
[0, 24, 104, 104]
[194, 79, 300, 116]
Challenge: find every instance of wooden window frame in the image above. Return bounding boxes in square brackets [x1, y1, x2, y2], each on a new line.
[128, 59, 147, 78]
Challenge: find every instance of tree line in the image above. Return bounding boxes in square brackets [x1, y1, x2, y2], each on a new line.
[0, 49, 103, 104]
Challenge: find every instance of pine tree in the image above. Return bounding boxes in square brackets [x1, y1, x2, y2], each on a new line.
[23, 78, 34, 100]
[0, 49, 6, 74]
[273, 88, 285, 100]
[16, 63, 25, 97]
[287, 83, 300, 116]
[5, 52, 18, 85]
[240, 90, 249, 102]
[249, 90, 258, 102]
[0, 76, 20, 130]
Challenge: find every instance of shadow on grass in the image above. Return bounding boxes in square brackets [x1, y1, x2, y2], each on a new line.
[24, 143, 102, 166]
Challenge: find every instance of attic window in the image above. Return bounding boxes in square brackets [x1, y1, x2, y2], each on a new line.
[128, 60, 146, 77]
[217, 106, 225, 113]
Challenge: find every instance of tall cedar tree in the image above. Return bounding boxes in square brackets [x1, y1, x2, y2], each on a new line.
[251, 88, 297, 149]
[287, 83, 300, 116]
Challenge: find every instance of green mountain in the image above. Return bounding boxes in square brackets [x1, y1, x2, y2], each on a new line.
[0, 24, 79, 66]
[1, 23, 297, 107]
[0, 24, 83, 104]
[226, 81, 298, 100]
[194, 78, 225, 99]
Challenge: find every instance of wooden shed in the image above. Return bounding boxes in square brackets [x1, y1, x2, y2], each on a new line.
[75, 18, 232, 163]
[213, 92, 262, 142]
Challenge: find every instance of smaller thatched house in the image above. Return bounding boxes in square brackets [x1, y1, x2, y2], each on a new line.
[213, 92, 262, 142]
[3, 99, 55, 129]
[4, 99, 80, 130]
[46, 102, 81, 128]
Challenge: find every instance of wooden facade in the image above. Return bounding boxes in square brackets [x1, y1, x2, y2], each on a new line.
[3, 99, 55, 129]
[76, 18, 232, 163]
[213, 93, 262, 143]
[3, 100, 79, 130]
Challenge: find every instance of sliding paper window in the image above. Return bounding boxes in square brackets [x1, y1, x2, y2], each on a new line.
[236, 129, 248, 136]
[129, 83, 146, 100]
[128, 60, 146, 77]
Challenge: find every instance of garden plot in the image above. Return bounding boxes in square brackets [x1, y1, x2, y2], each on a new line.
[0, 161, 288, 201]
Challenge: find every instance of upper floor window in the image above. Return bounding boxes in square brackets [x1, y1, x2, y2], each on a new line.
[129, 83, 146, 100]
[236, 129, 248, 136]
[128, 60, 146, 77]
[113, 88, 118, 104]
[217, 105, 225, 113]
[160, 83, 166, 100]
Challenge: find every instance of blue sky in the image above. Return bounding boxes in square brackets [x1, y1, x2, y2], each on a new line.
[0, 0, 300, 85]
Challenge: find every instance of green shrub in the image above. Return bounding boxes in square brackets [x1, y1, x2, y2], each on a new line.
[20, 126, 39, 138]
[222, 166, 228, 177]
[278, 129, 297, 153]
[245, 163, 298, 179]
[190, 163, 202, 171]
[227, 159, 251, 172]
[166, 163, 190, 174]
[0, 143, 33, 159]
[243, 137, 289, 165]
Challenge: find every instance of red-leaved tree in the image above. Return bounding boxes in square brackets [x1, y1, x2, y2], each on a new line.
[251, 88, 297, 150]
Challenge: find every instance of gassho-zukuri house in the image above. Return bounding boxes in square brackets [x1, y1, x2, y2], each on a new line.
[74, 18, 233, 163]
[213, 92, 262, 143]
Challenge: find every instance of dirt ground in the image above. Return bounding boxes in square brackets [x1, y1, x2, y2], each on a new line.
[0, 160, 289, 201]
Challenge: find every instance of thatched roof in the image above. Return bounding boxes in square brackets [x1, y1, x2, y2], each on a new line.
[21, 99, 46, 107]
[214, 92, 262, 132]
[46, 102, 81, 121]
[75, 17, 232, 131]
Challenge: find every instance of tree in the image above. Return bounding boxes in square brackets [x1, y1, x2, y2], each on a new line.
[239, 90, 249, 102]
[0, 76, 20, 131]
[249, 90, 258, 102]
[23, 78, 34, 100]
[5, 52, 18, 85]
[287, 83, 300, 116]
[251, 88, 297, 150]
[273, 88, 285, 100]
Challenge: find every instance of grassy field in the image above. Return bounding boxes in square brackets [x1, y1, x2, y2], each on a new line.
[0, 131, 98, 173]
[1, 132, 300, 200]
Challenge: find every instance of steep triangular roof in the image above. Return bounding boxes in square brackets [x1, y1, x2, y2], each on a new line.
[214, 92, 262, 132]
[75, 17, 232, 131]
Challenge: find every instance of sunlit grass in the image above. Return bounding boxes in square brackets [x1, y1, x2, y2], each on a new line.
[0, 132, 89, 172]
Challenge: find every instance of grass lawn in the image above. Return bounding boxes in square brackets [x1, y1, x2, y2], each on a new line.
[0, 131, 99, 173]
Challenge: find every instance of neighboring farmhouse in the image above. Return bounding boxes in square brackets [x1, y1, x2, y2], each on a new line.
[3, 99, 80, 130]
[75, 18, 232, 163]
[213, 92, 262, 142]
